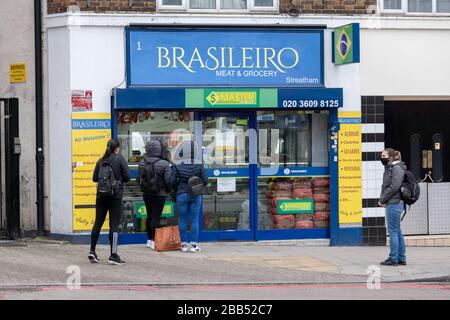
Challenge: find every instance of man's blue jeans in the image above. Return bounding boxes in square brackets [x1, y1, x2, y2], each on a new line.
[176, 193, 202, 244]
[386, 202, 406, 263]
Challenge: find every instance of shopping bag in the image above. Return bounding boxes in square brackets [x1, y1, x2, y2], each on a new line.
[154, 225, 182, 252]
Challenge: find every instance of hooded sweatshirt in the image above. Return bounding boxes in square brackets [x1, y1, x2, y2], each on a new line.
[136, 139, 172, 197]
[169, 140, 208, 196]
[379, 160, 406, 205]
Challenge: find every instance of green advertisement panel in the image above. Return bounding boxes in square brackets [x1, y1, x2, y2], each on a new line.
[277, 199, 314, 215]
[135, 201, 175, 218]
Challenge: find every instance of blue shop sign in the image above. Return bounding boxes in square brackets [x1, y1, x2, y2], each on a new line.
[127, 28, 324, 87]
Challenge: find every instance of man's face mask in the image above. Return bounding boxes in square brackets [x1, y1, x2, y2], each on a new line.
[380, 157, 389, 166]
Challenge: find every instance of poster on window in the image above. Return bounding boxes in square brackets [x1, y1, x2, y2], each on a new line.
[72, 113, 111, 232]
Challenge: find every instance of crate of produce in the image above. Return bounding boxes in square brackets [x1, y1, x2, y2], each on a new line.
[313, 220, 330, 229]
[313, 212, 330, 221]
[314, 202, 330, 212]
[313, 193, 330, 203]
[272, 214, 295, 229]
[291, 188, 313, 199]
[294, 221, 314, 229]
[295, 214, 314, 221]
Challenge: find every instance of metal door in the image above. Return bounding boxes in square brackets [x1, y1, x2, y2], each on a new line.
[0, 98, 21, 239]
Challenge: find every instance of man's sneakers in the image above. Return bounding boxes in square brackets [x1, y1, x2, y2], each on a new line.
[398, 260, 407, 266]
[190, 244, 202, 253]
[108, 254, 125, 265]
[380, 258, 398, 266]
[88, 251, 100, 263]
[146, 240, 155, 250]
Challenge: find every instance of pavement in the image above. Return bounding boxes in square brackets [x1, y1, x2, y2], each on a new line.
[1, 239, 450, 289]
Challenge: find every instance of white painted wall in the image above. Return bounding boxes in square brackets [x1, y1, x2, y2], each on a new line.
[0, 0, 37, 232]
[360, 29, 450, 97]
[48, 26, 72, 234]
[70, 26, 126, 113]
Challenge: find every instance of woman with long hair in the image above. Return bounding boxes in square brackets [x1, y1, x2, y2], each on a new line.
[90, 139, 130, 265]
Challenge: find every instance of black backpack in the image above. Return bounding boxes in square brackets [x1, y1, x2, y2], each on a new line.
[139, 158, 161, 194]
[392, 165, 420, 221]
[97, 157, 118, 198]
[187, 166, 206, 196]
[400, 170, 420, 206]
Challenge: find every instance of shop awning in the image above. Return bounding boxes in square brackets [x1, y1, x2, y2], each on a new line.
[112, 87, 343, 110]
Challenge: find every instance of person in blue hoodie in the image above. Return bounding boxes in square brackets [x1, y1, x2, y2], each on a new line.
[169, 140, 208, 252]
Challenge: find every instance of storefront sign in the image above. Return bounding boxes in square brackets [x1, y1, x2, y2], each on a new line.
[205, 89, 258, 107]
[127, 29, 323, 87]
[135, 201, 175, 218]
[10, 63, 26, 83]
[332, 23, 360, 65]
[71, 90, 93, 111]
[338, 112, 362, 227]
[72, 113, 111, 232]
[277, 199, 314, 214]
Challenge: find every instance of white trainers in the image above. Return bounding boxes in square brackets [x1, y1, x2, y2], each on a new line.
[190, 244, 201, 253]
[181, 244, 188, 252]
[146, 240, 155, 250]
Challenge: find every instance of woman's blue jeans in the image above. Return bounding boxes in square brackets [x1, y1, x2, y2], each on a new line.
[177, 193, 202, 244]
[386, 202, 406, 263]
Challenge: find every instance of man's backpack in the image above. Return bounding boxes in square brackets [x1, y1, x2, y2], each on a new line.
[187, 166, 205, 196]
[139, 158, 161, 194]
[97, 157, 118, 198]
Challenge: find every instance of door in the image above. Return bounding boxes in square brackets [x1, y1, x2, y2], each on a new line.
[0, 98, 20, 240]
[197, 112, 256, 241]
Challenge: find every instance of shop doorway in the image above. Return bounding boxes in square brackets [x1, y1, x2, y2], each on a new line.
[198, 112, 256, 241]
[0, 98, 21, 240]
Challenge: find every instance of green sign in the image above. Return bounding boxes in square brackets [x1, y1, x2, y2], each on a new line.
[185, 88, 277, 109]
[135, 201, 175, 218]
[333, 23, 360, 65]
[277, 199, 314, 215]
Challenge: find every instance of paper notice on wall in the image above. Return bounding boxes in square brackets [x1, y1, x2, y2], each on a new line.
[71, 90, 93, 111]
[217, 178, 236, 193]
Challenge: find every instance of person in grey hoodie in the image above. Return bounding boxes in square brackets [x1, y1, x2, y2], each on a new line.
[378, 148, 407, 266]
[136, 139, 172, 250]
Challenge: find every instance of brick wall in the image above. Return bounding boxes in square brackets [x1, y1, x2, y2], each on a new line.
[48, 0, 377, 15]
[47, 0, 156, 14]
[281, 0, 377, 15]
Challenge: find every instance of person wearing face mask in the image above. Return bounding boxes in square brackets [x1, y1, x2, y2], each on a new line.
[378, 148, 407, 267]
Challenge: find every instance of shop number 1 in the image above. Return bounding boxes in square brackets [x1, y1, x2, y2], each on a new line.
[282, 100, 340, 108]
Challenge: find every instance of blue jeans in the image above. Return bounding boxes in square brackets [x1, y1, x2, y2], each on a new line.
[386, 202, 406, 263]
[177, 193, 202, 244]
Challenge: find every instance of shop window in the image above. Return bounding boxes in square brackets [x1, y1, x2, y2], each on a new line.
[258, 177, 330, 230]
[380, 0, 450, 14]
[117, 111, 194, 234]
[257, 111, 330, 231]
[257, 110, 329, 167]
[157, 0, 277, 12]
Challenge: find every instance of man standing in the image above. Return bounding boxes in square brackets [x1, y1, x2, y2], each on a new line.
[378, 148, 407, 266]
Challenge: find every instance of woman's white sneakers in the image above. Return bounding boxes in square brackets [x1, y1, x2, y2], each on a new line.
[181, 243, 201, 252]
[146, 240, 155, 250]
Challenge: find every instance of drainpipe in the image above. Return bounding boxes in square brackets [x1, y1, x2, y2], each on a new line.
[34, 0, 45, 236]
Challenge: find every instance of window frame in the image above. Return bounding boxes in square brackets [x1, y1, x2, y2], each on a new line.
[379, 0, 450, 15]
[157, 0, 278, 13]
